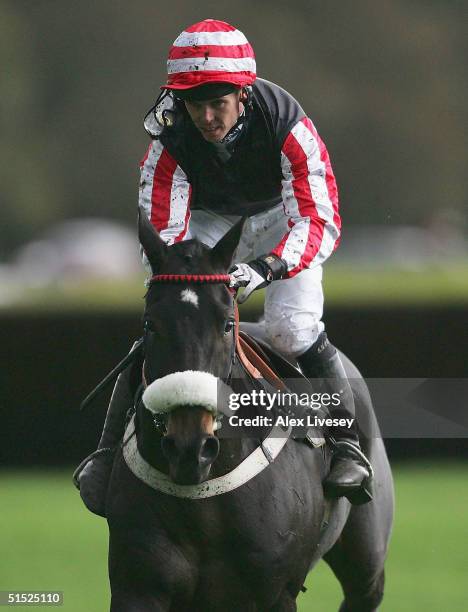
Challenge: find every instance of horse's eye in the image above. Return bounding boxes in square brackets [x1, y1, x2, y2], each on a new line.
[144, 320, 156, 333]
[224, 318, 235, 335]
[153, 414, 167, 433]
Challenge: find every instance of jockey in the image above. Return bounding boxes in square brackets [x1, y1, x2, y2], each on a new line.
[76, 19, 372, 516]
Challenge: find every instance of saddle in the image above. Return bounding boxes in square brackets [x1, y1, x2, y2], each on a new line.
[238, 327, 303, 385]
[237, 324, 325, 448]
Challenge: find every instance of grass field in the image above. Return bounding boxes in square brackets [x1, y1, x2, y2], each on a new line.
[1, 463, 467, 611]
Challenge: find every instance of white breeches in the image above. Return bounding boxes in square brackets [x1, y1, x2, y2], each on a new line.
[187, 206, 325, 358]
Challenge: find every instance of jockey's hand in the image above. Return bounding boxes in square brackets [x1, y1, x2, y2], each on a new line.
[229, 254, 287, 304]
[229, 262, 267, 304]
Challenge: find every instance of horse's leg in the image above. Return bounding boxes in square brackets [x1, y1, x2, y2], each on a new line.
[324, 456, 392, 612]
[108, 527, 193, 612]
[109, 557, 172, 612]
[110, 590, 170, 612]
[326, 545, 385, 612]
[320, 371, 393, 612]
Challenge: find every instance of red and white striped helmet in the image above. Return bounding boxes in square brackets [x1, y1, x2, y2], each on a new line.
[164, 19, 256, 91]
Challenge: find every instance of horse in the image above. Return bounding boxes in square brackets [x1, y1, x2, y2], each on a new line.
[104, 210, 394, 611]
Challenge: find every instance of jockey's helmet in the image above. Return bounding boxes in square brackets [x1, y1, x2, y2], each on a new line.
[163, 19, 256, 99]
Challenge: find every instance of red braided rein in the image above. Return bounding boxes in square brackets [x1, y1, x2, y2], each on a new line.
[150, 274, 231, 284]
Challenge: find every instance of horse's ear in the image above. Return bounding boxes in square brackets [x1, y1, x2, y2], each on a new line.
[138, 207, 168, 270]
[210, 217, 246, 271]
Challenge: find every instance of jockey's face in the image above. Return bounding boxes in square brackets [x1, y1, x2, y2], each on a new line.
[184, 91, 243, 143]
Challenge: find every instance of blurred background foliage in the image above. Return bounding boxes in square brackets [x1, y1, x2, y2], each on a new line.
[1, 0, 466, 264]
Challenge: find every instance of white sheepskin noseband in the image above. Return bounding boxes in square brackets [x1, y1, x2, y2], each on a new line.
[142, 371, 230, 417]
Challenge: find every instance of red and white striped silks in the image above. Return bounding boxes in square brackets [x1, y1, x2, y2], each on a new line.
[138, 116, 340, 275]
[139, 140, 191, 245]
[271, 117, 341, 277]
[164, 19, 256, 90]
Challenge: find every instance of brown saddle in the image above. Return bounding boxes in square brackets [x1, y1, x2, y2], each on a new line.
[237, 327, 325, 448]
[237, 331, 306, 390]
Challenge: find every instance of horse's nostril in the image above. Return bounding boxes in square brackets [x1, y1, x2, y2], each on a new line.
[162, 433, 219, 469]
[161, 435, 179, 461]
[199, 435, 220, 464]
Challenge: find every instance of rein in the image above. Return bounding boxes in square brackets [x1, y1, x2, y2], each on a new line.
[149, 274, 232, 284]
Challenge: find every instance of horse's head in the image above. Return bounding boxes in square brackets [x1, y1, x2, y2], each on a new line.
[138, 209, 243, 485]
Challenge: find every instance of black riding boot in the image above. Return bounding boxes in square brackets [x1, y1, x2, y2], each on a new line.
[298, 332, 373, 505]
[73, 366, 133, 517]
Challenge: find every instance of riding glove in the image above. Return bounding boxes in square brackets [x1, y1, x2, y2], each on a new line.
[229, 254, 287, 304]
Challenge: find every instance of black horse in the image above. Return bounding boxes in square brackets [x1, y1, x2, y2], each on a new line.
[105, 212, 394, 611]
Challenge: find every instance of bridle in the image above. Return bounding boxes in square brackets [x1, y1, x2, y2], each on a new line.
[143, 273, 239, 434]
[148, 274, 232, 285]
[146, 273, 239, 387]
[123, 271, 295, 498]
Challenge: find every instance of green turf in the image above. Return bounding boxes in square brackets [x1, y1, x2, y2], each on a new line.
[0, 472, 109, 612]
[0, 463, 467, 611]
[300, 462, 468, 611]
